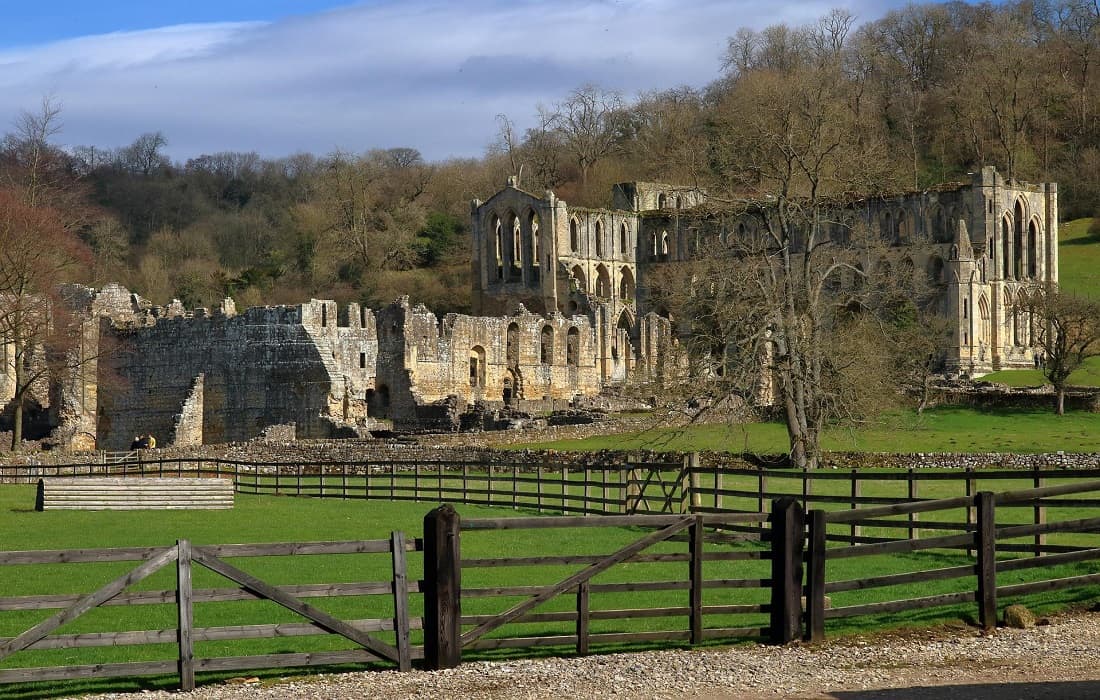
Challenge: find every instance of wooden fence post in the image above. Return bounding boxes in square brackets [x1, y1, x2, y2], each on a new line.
[537, 465, 544, 513]
[176, 539, 195, 691]
[805, 510, 826, 643]
[756, 470, 764, 514]
[486, 461, 494, 507]
[801, 468, 811, 514]
[849, 470, 860, 545]
[391, 531, 412, 672]
[423, 505, 461, 670]
[576, 581, 590, 655]
[769, 497, 805, 644]
[1033, 467, 1045, 557]
[965, 468, 975, 557]
[976, 492, 997, 632]
[907, 468, 920, 539]
[583, 466, 591, 515]
[625, 467, 640, 514]
[561, 465, 568, 514]
[686, 453, 701, 513]
[689, 514, 704, 644]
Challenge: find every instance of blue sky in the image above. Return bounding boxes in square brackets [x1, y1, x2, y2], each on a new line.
[0, 1, 913, 162]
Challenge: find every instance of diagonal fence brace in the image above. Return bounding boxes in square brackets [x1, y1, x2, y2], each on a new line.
[191, 547, 401, 663]
[0, 547, 178, 661]
[461, 516, 694, 645]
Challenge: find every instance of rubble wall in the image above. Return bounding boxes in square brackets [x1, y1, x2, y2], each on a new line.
[97, 305, 337, 450]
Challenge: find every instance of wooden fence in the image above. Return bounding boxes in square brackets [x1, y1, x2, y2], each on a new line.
[8, 455, 1100, 523]
[1, 483, 1098, 690]
[802, 477, 1100, 642]
[0, 536, 420, 690]
[3, 455, 1100, 690]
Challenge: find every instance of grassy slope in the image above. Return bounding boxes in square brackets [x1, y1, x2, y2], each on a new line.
[516, 406, 1100, 454]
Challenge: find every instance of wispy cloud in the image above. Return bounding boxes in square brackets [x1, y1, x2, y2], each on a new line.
[0, 0, 909, 161]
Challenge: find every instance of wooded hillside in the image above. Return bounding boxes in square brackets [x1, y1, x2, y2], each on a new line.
[2, 1, 1098, 311]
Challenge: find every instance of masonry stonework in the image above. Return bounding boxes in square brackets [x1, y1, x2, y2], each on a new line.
[471, 167, 1058, 379]
[59, 285, 601, 450]
[2, 168, 1060, 450]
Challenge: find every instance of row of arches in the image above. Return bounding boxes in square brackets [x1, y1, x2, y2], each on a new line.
[569, 264, 636, 302]
[961, 288, 1035, 354]
[569, 217, 633, 259]
[655, 192, 683, 210]
[488, 208, 541, 286]
[470, 323, 585, 388]
[647, 230, 671, 260]
[995, 200, 1043, 281]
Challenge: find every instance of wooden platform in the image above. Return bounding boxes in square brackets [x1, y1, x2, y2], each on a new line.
[35, 477, 234, 511]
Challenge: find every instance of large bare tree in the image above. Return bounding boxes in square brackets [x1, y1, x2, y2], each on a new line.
[650, 18, 932, 469]
[543, 84, 627, 188]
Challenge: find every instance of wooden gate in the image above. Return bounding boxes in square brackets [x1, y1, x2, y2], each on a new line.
[624, 466, 688, 514]
[421, 509, 775, 668]
[0, 536, 417, 690]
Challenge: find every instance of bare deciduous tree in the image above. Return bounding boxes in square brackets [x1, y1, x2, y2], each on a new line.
[1023, 284, 1100, 414]
[544, 84, 627, 187]
[0, 189, 91, 449]
[307, 149, 432, 292]
[650, 16, 928, 469]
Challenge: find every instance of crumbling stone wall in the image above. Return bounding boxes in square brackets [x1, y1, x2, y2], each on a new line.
[82, 286, 604, 447]
[171, 374, 204, 447]
[97, 304, 336, 450]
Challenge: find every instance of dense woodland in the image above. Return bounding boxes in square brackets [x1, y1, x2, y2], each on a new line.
[3, 1, 1100, 314]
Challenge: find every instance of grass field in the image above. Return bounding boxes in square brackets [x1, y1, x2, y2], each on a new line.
[1, 481, 1098, 697]
[514, 406, 1100, 454]
[1055, 218, 1100, 300]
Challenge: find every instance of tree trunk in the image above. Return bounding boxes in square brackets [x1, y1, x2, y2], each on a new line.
[917, 376, 931, 416]
[1056, 387, 1066, 416]
[11, 399, 22, 451]
[11, 335, 24, 451]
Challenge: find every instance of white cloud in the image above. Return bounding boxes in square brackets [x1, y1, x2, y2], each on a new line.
[0, 0, 910, 161]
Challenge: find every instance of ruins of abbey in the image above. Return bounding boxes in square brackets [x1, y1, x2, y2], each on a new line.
[471, 166, 1057, 377]
[0, 166, 1058, 450]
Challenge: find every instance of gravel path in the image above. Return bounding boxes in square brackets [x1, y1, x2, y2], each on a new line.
[81, 610, 1100, 700]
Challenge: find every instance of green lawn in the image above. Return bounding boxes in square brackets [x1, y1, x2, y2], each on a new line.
[981, 355, 1100, 387]
[514, 406, 1100, 454]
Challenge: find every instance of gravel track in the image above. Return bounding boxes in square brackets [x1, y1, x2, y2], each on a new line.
[80, 610, 1100, 700]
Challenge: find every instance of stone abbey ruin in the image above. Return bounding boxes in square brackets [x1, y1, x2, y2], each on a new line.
[0, 166, 1059, 451]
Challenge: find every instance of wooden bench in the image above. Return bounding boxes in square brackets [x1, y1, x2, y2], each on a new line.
[35, 477, 234, 511]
